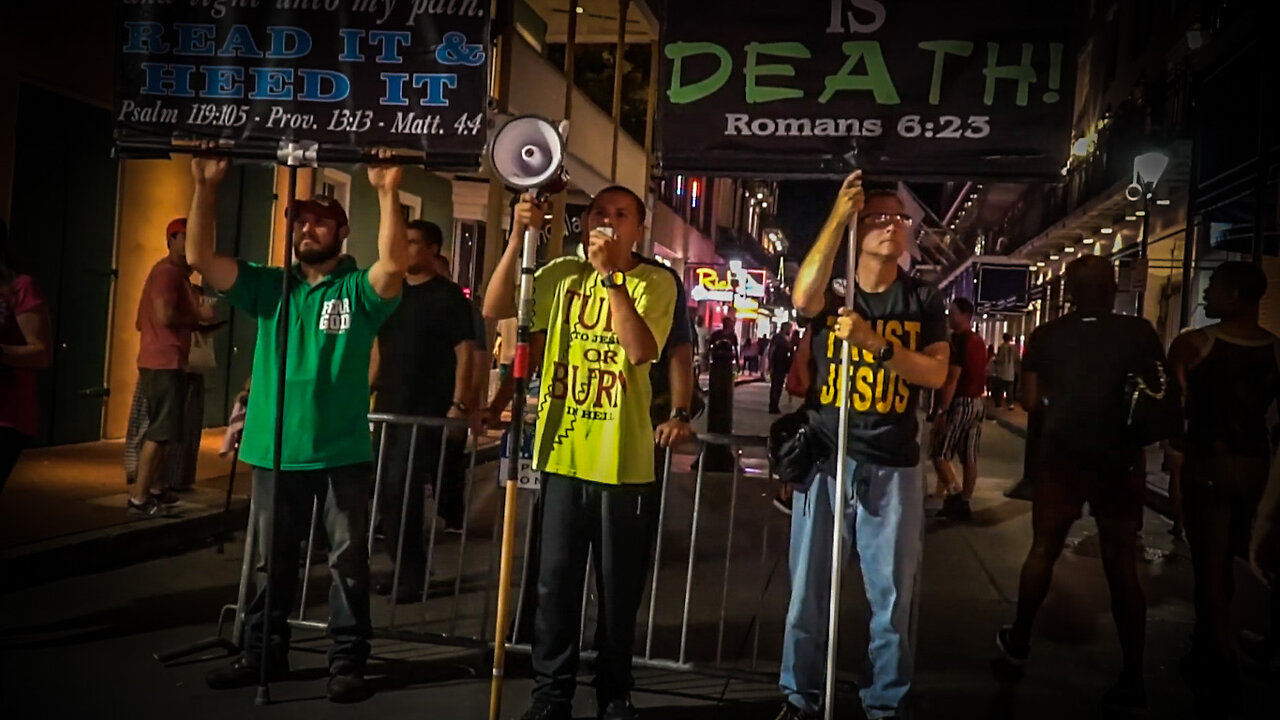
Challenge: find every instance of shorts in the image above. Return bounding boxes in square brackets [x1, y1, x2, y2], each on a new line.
[138, 368, 187, 443]
[930, 396, 984, 463]
[1033, 458, 1145, 525]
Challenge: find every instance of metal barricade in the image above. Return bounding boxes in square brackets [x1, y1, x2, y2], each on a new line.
[222, 416, 791, 680]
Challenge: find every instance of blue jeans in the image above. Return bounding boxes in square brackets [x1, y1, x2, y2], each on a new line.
[779, 458, 924, 719]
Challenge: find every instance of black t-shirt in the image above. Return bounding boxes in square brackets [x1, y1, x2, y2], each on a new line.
[636, 254, 691, 413]
[374, 275, 477, 416]
[1021, 311, 1165, 468]
[808, 271, 947, 467]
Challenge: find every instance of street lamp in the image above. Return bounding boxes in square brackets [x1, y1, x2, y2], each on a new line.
[1128, 150, 1169, 317]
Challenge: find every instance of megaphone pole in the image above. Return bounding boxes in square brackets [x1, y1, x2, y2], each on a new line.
[824, 211, 858, 720]
[489, 196, 542, 720]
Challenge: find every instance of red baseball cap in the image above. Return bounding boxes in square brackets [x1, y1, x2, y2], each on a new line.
[287, 195, 349, 229]
[166, 217, 187, 238]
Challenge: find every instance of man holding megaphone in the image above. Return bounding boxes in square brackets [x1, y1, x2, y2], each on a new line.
[484, 186, 676, 720]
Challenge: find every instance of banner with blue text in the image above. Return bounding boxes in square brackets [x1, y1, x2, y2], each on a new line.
[656, 0, 1083, 180]
[115, 0, 490, 168]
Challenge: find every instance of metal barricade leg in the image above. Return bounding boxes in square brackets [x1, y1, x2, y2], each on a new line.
[753, 522, 768, 673]
[644, 447, 674, 659]
[297, 498, 320, 621]
[481, 496, 502, 643]
[388, 424, 420, 631]
[579, 546, 594, 652]
[368, 423, 389, 557]
[716, 446, 741, 666]
[511, 495, 538, 643]
[450, 435, 480, 636]
[231, 495, 258, 645]
[420, 429, 451, 608]
[679, 443, 707, 665]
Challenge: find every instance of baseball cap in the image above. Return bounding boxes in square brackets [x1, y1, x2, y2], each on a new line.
[288, 195, 349, 229]
[166, 217, 187, 238]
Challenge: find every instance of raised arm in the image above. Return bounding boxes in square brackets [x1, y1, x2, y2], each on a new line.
[483, 194, 542, 321]
[793, 171, 863, 318]
[365, 150, 408, 300]
[186, 154, 240, 292]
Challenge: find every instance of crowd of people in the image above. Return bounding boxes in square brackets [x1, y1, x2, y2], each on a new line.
[2, 156, 1276, 719]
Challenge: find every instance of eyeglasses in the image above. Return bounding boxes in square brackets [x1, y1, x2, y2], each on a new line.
[862, 213, 914, 228]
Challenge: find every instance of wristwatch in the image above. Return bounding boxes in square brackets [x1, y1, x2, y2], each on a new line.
[600, 269, 626, 288]
[875, 341, 896, 364]
[451, 400, 469, 412]
[670, 407, 691, 423]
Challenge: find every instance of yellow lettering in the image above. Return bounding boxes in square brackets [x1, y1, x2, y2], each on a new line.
[821, 364, 837, 404]
[902, 321, 921, 351]
[885, 319, 904, 347]
[894, 376, 910, 413]
[853, 366, 875, 411]
[874, 370, 895, 413]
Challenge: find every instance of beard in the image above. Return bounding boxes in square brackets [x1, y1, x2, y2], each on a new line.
[294, 235, 342, 265]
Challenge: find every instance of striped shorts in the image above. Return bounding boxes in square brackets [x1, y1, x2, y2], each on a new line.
[930, 396, 984, 464]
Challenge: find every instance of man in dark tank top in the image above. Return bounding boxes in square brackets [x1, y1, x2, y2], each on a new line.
[1169, 260, 1280, 715]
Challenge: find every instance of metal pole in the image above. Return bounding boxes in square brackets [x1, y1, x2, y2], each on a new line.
[256, 163, 298, 707]
[297, 498, 319, 621]
[716, 446, 740, 666]
[368, 422, 389, 555]
[420, 427, 451, 607]
[388, 425, 420, 630]
[644, 447, 674, 659]
[1135, 191, 1151, 317]
[824, 215, 858, 720]
[679, 444, 707, 665]
[609, 0, 631, 181]
[489, 216, 541, 720]
[450, 434, 480, 636]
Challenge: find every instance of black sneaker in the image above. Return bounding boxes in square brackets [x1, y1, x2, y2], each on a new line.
[327, 665, 371, 704]
[205, 654, 289, 690]
[518, 701, 573, 720]
[601, 698, 637, 720]
[1003, 478, 1036, 502]
[375, 578, 424, 604]
[127, 496, 164, 518]
[996, 626, 1030, 666]
[773, 702, 819, 720]
[940, 493, 972, 521]
[150, 490, 181, 506]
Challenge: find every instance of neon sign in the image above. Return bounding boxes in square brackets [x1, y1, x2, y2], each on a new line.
[689, 265, 766, 303]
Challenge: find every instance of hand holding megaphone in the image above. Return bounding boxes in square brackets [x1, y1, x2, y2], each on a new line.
[511, 193, 548, 236]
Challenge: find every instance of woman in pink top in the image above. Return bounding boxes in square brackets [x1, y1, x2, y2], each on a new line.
[0, 219, 53, 494]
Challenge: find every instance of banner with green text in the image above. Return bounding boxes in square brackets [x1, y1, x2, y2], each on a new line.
[656, 0, 1084, 180]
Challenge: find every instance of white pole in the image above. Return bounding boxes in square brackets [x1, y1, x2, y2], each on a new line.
[824, 214, 858, 720]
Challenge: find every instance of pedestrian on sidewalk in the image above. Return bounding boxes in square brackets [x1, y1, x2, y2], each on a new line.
[166, 283, 225, 493]
[992, 333, 1019, 409]
[192, 149, 408, 704]
[997, 255, 1166, 715]
[128, 218, 209, 517]
[929, 297, 988, 521]
[768, 322, 795, 414]
[369, 220, 479, 604]
[484, 185, 675, 720]
[742, 335, 760, 374]
[710, 315, 740, 371]
[1168, 260, 1279, 714]
[778, 173, 949, 720]
[0, 219, 53, 495]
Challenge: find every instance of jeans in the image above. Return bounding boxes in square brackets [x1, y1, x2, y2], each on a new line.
[531, 474, 660, 709]
[779, 458, 924, 719]
[244, 463, 373, 670]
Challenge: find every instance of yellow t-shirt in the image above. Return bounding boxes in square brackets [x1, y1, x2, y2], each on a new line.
[531, 257, 676, 484]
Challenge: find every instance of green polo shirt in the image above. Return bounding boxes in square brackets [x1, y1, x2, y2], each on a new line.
[225, 257, 400, 470]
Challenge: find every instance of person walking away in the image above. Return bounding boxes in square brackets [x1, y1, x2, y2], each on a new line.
[129, 218, 206, 516]
[370, 220, 478, 603]
[1168, 261, 1279, 715]
[778, 173, 949, 720]
[484, 185, 676, 720]
[996, 255, 1167, 715]
[741, 336, 759, 374]
[768, 323, 795, 414]
[193, 149, 408, 703]
[993, 333, 1019, 409]
[0, 219, 53, 495]
[710, 315, 740, 371]
[929, 297, 988, 521]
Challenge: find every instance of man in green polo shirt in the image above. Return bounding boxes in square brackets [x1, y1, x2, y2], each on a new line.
[185, 150, 407, 704]
[484, 186, 676, 720]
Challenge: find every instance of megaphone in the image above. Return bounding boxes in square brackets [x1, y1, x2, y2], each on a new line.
[489, 115, 570, 195]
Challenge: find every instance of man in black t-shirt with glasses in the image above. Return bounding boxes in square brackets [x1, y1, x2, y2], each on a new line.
[371, 219, 479, 603]
[777, 172, 949, 720]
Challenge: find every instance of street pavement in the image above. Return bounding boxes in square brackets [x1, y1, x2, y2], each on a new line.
[1, 382, 1276, 719]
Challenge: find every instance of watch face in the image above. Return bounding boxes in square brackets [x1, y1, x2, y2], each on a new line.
[606, 271, 625, 287]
